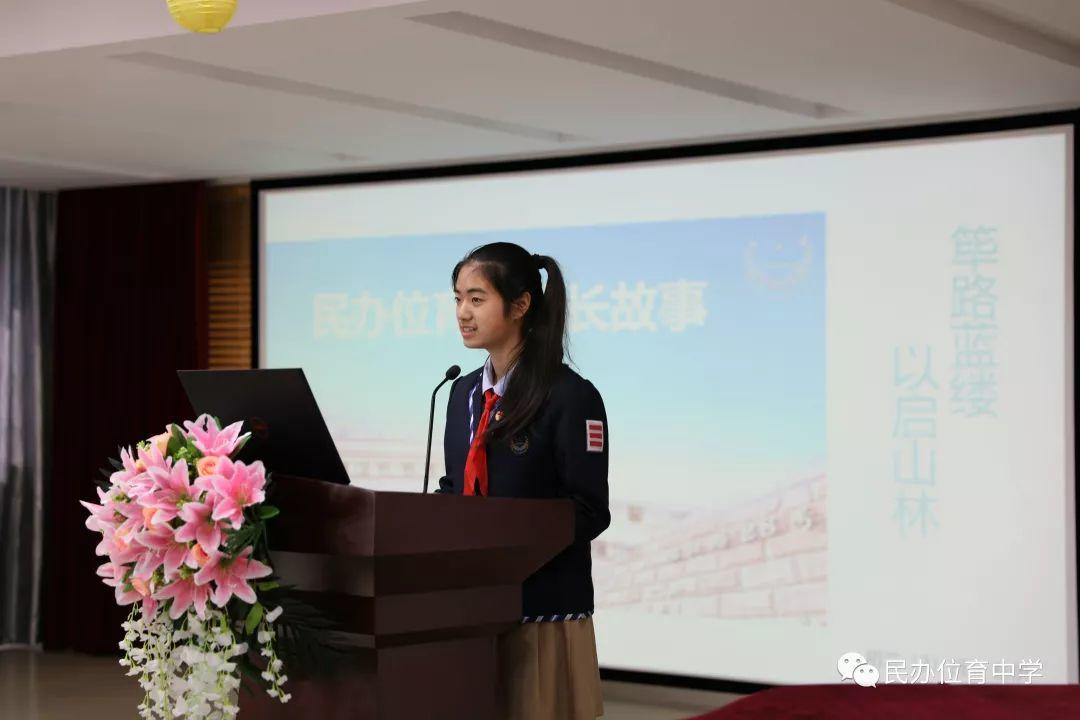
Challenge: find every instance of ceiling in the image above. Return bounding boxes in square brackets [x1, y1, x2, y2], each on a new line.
[1, 0, 1079, 190]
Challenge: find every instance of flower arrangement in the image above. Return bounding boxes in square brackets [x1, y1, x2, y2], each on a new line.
[82, 414, 290, 719]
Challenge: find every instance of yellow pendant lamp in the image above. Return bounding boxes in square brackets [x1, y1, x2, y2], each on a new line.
[166, 0, 238, 34]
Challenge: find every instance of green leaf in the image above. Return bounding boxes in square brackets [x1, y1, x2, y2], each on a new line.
[224, 522, 261, 555]
[256, 581, 280, 592]
[257, 505, 279, 520]
[166, 437, 181, 458]
[165, 425, 183, 457]
[245, 602, 264, 635]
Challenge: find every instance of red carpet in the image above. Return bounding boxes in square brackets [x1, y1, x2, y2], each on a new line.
[685, 684, 1080, 719]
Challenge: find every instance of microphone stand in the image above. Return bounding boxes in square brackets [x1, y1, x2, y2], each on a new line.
[423, 366, 460, 493]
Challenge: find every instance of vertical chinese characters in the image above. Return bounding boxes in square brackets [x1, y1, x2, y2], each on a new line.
[892, 345, 939, 537]
[950, 226, 998, 418]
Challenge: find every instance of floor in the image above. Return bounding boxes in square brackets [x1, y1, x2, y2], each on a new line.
[0, 648, 736, 719]
[603, 702, 696, 720]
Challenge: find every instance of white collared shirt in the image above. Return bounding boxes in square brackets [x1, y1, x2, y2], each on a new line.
[469, 356, 516, 445]
[482, 355, 515, 397]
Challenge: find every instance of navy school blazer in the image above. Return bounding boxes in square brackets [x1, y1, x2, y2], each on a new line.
[435, 363, 611, 619]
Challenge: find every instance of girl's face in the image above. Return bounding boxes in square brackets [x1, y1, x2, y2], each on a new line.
[454, 262, 527, 350]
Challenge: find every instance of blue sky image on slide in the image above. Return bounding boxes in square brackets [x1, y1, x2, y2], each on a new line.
[266, 212, 825, 498]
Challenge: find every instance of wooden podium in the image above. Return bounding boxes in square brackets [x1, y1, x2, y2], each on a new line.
[238, 474, 575, 719]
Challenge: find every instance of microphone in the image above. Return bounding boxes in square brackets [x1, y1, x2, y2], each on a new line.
[423, 364, 461, 494]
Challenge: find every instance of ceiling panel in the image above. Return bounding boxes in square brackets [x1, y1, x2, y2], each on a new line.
[0, 0, 1077, 189]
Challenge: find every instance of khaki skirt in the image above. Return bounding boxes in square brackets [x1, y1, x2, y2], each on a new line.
[496, 617, 605, 720]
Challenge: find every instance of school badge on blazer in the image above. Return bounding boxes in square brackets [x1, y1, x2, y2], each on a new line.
[510, 433, 530, 455]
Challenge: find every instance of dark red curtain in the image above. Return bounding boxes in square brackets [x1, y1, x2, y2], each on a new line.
[42, 182, 209, 653]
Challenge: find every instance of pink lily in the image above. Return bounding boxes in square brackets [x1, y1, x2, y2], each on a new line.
[106, 446, 141, 490]
[195, 546, 272, 606]
[154, 576, 212, 619]
[82, 483, 140, 533]
[211, 460, 266, 529]
[96, 562, 122, 588]
[115, 583, 142, 607]
[130, 444, 172, 494]
[175, 493, 224, 555]
[81, 486, 120, 533]
[139, 526, 201, 578]
[114, 506, 146, 537]
[141, 594, 159, 617]
[118, 445, 140, 474]
[98, 524, 144, 566]
[132, 548, 166, 581]
[105, 563, 142, 606]
[147, 459, 195, 523]
[112, 447, 152, 500]
[120, 474, 154, 501]
[183, 414, 249, 457]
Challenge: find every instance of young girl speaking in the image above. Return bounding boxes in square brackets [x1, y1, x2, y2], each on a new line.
[436, 241, 610, 720]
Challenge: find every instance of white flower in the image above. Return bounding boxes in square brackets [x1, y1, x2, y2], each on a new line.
[115, 604, 271, 720]
[265, 606, 283, 623]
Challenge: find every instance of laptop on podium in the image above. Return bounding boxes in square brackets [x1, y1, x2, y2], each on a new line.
[177, 368, 351, 485]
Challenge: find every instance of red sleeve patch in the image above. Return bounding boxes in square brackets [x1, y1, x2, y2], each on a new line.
[585, 419, 604, 452]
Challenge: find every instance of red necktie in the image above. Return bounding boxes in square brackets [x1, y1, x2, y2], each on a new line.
[463, 389, 500, 496]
